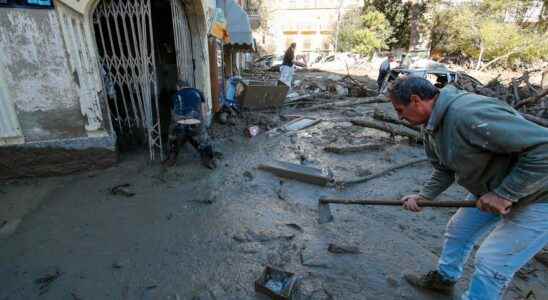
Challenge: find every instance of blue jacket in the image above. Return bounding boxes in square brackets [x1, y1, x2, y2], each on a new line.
[171, 88, 205, 120]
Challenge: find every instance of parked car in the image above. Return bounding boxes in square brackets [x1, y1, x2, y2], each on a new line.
[379, 64, 459, 94]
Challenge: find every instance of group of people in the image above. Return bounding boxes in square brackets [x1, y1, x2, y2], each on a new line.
[164, 45, 547, 300]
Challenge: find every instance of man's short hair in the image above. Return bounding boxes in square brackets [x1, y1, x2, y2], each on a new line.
[176, 80, 189, 88]
[389, 76, 440, 105]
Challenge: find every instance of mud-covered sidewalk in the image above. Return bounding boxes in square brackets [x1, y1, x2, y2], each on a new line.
[1, 72, 547, 300]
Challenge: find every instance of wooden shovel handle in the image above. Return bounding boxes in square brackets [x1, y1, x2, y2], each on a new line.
[319, 197, 476, 208]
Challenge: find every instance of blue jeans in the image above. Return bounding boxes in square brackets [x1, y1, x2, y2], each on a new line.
[437, 195, 548, 300]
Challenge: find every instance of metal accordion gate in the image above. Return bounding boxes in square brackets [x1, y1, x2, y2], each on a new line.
[170, 0, 195, 87]
[92, 0, 163, 160]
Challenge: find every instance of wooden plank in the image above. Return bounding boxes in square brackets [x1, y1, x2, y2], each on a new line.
[258, 161, 333, 186]
[324, 143, 384, 154]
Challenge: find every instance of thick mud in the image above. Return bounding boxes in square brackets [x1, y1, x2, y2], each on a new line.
[1, 71, 546, 300]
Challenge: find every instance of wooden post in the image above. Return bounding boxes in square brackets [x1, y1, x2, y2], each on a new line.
[208, 37, 221, 113]
[542, 69, 548, 90]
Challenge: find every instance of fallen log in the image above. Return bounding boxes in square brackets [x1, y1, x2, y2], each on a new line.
[324, 143, 385, 154]
[514, 89, 548, 109]
[339, 158, 429, 186]
[301, 97, 388, 111]
[351, 117, 423, 142]
[372, 110, 420, 131]
[521, 113, 548, 127]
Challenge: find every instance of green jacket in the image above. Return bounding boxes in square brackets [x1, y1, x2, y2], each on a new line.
[419, 85, 548, 206]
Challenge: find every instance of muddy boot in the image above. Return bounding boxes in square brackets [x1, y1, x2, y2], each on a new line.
[201, 156, 217, 169]
[163, 151, 178, 167]
[199, 146, 217, 169]
[404, 270, 455, 295]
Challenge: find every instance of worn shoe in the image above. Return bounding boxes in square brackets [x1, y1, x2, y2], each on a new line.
[404, 270, 455, 295]
[201, 157, 217, 170]
[162, 152, 178, 167]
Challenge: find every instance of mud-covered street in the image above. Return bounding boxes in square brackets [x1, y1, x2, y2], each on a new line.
[1, 70, 547, 300]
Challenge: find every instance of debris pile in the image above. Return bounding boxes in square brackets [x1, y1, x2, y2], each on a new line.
[451, 70, 548, 127]
[291, 74, 375, 99]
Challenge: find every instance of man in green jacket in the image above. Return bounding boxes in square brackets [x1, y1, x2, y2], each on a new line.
[388, 77, 548, 300]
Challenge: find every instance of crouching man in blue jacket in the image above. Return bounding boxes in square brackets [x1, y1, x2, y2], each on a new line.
[164, 80, 216, 169]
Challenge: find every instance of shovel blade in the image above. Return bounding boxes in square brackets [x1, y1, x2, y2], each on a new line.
[318, 202, 334, 224]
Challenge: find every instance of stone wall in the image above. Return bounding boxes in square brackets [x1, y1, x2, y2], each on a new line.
[0, 7, 117, 178]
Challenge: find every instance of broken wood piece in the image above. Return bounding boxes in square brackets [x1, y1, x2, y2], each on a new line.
[324, 143, 384, 154]
[521, 113, 548, 127]
[327, 243, 361, 254]
[301, 97, 388, 111]
[110, 183, 135, 197]
[0, 218, 21, 239]
[266, 117, 321, 137]
[514, 89, 548, 109]
[372, 110, 420, 131]
[286, 93, 313, 102]
[351, 117, 423, 142]
[284, 117, 321, 131]
[35, 268, 62, 295]
[340, 158, 429, 186]
[258, 160, 333, 186]
[512, 78, 521, 105]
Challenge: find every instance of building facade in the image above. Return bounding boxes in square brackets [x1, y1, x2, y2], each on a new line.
[257, 0, 362, 56]
[0, 0, 214, 179]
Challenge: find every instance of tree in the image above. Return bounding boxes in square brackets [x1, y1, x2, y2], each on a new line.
[337, 9, 363, 52]
[430, 1, 548, 69]
[337, 10, 393, 57]
[362, 0, 427, 49]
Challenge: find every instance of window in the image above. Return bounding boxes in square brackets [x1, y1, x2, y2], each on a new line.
[303, 38, 312, 50]
[288, 0, 296, 9]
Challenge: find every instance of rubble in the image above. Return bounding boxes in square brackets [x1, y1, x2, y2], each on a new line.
[245, 126, 260, 137]
[232, 228, 295, 243]
[254, 266, 301, 300]
[451, 69, 548, 127]
[35, 268, 62, 295]
[289, 71, 376, 100]
[258, 161, 334, 186]
[110, 183, 135, 197]
[324, 143, 384, 154]
[0, 219, 21, 239]
[327, 243, 361, 255]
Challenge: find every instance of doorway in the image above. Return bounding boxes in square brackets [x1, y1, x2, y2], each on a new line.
[91, 0, 195, 160]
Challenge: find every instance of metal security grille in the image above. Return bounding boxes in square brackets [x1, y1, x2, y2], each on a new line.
[92, 0, 163, 160]
[170, 0, 195, 87]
